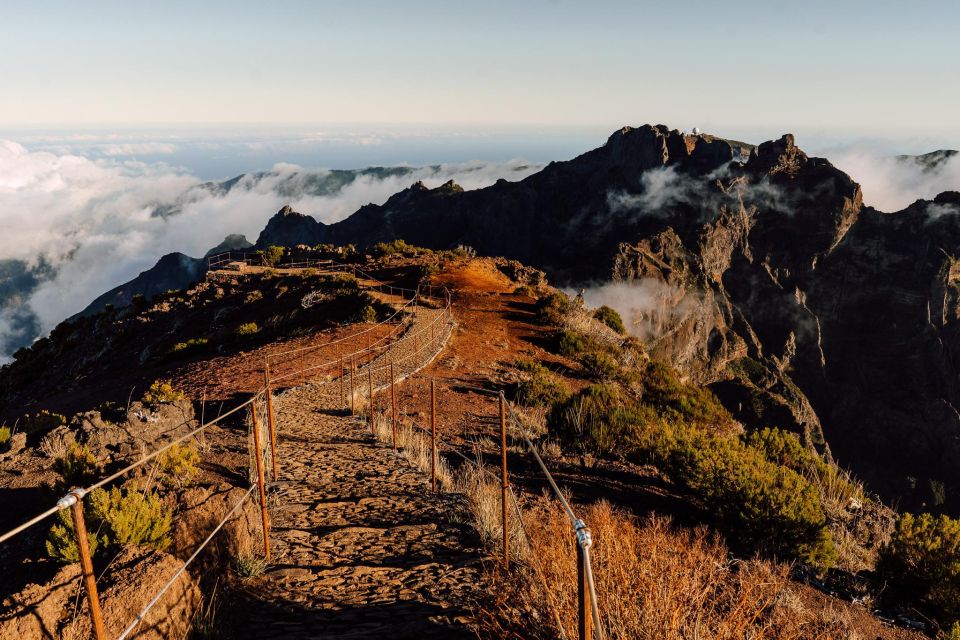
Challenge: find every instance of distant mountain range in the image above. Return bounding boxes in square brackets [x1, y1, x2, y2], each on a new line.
[6, 126, 960, 513]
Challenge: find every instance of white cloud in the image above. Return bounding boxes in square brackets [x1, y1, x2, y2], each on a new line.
[0, 141, 543, 358]
[828, 150, 960, 212]
[96, 142, 178, 156]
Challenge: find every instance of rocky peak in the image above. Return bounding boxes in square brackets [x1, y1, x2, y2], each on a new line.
[747, 134, 808, 178]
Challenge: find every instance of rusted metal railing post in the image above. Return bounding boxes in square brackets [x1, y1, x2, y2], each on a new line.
[339, 354, 345, 406]
[264, 365, 279, 481]
[390, 363, 397, 450]
[251, 405, 271, 561]
[500, 394, 509, 569]
[367, 366, 374, 435]
[577, 528, 592, 640]
[350, 356, 356, 416]
[430, 379, 438, 493]
[69, 490, 107, 640]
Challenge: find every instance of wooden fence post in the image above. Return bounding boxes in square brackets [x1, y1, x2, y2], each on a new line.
[70, 491, 106, 640]
[577, 541, 592, 640]
[251, 405, 271, 561]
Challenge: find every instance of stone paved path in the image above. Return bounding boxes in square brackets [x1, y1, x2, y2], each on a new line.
[233, 306, 485, 639]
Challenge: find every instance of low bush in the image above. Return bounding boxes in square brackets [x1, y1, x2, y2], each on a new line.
[234, 553, 269, 578]
[879, 512, 960, 628]
[54, 442, 102, 488]
[578, 350, 619, 381]
[354, 305, 378, 323]
[593, 305, 626, 334]
[158, 442, 201, 487]
[372, 239, 427, 257]
[235, 322, 260, 337]
[262, 245, 285, 267]
[557, 329, 587, 357]
[513, 285, 535, 298]
[169, 337, 209, 355]
[20, 409, 67, 434]
[0, 426, 10, 452]
[46, 487, 172, 563]
[244, 290, 263, 303]
[550, 384, 654, 460]
[143, 379, 186, 407]
[535, 291, 572, 325]
[640, 361, 732, 429]
[513, 360, 569, 408]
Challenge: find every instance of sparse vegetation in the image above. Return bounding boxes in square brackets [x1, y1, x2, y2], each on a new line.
[235, 322, 261, 337]
[46, 487, 172, 562]
[557, 329, 587, 357]
[234, 553, 269, 578]
[244, 290, 263, 303]
[142, 379, 186, 407]
[0, 426, 10, 452]
[157, 442, 201, 487]
[514, 359, 569, 408]
[20, 409, 67, 434]
[372, 238, 430, 257]
[262, 245, 285, 267]
[880, 512, 960, 628]
[535, 291, 572, 325]
[54, 442, 102, 488]
[356, 305, 378, 323]
[169, 337, 209, 355]
[593, 305, 626, 334]
[578, 349, 619, 380]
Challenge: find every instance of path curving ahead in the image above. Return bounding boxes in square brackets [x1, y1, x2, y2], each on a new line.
[231, 306, 486, 639]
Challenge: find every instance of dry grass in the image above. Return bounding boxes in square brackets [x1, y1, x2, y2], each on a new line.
[478, 499, 862, 640]
[372, 412, 453, 491]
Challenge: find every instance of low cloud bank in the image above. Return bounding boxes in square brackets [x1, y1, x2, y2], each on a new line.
[0, 141, 542, 361]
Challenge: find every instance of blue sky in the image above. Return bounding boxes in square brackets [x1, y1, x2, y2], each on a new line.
[1, 0, 957, 141]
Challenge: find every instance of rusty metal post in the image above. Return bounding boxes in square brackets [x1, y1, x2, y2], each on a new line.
[390, 363, 397, 450]
[350, 356, 355, 416]
[264, 365, 279, 481]
[339, 354, 345, 406]
[500, 394, 509, 570]
[251, 405, 271, 561]
[70, 491, 106, 640]
[577, 542, 592, 640]
[367, 366, 374, 435]
[431, 379, 438, 493]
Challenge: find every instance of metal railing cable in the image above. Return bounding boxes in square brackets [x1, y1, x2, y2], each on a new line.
[502, 398, 605, 640]
[115, 485, 256, 640]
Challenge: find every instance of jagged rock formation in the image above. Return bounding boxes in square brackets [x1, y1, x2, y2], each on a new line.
[55, 124, 960, 511]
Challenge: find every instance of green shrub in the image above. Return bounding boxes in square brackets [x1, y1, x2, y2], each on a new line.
[47, 487, 172, 563]
[169, 337, 209, 355]
[641, 361, 732, 429]
[593, 305, 626, 334]
[235, 322, 260, 337]
[550, 384, 651, 459]
[557, 329, 588, 357]
[20, 409, 67, 434]
[46, 509, 99, 563]
[661, 427, 835, 567]
[158, 442, 201, 487]
[514, 360, 569, 408]
[879, 512, 960, 627]
[373, 239, 427, 257]
[579, 350, 619, 381]
[262, 245, 285, 267]
[54, 443, 102, 488]
[356, 305, 378, 323]
[143, 379, 186, 407]
[0, 426, 10, 452]
[535, 291, 572, 325]
[234, 553, 269, 578]
[89, 487, 172, 551]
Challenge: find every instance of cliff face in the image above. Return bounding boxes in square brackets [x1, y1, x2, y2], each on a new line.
[67, 124, 960, 511]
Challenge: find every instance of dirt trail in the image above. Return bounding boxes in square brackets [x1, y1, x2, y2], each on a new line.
[231, 305, 485, 639]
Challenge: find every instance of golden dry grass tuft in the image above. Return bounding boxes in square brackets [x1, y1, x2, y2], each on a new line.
[477, 499, 862, 640]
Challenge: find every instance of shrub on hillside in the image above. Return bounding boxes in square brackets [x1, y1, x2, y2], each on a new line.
[879, 512, 960, 627]
[514, 360, 569, 408]
[20, 409, 67, 434]
[158, 442, 201, 487]
[373, 239, 428, 257]
[550, 384, 655, 460]
[0, 426, 10, 452]
[168, 337, 209, 356]
[641, 361, 732, 429]
[262, 245, 285, 267]
[235, 322, 261, 337]
[593, 305, 626, 334]
[557, 329, 588, 357]
[46, 487, 172, 563]
[535, 291, 572, 325]
[578, 350, 619, 381]
[143, 379, 186, 407]
[354, 305, 378, 323]
[245, 290, 263, 303]
[54, 442, 102, 489]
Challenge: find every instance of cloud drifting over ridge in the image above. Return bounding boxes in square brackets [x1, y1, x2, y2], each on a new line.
[0, 141, 543, 361]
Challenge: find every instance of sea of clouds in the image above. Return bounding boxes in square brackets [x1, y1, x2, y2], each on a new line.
[0, 139, 542, 361]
